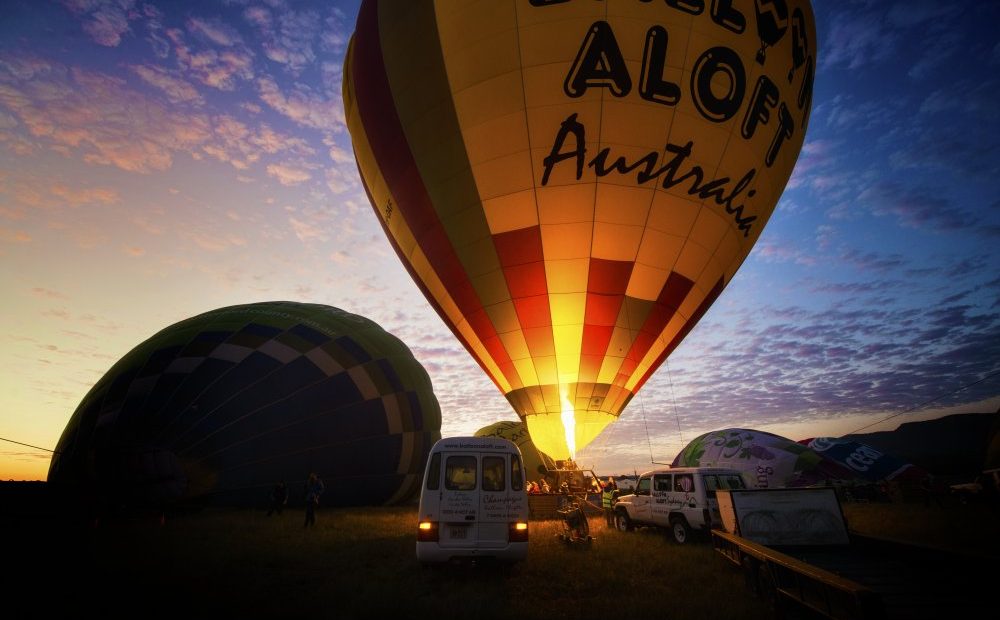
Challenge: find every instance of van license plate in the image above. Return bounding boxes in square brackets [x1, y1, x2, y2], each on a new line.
[450, 527, 467, 539]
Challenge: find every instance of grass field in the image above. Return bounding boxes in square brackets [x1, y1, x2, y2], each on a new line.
[14, 506, 771, 619]
[9, 495, 997, 619]
[841, 499, 1000, 559]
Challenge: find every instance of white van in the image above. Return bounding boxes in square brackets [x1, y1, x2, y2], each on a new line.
[416, 436, 529, 563]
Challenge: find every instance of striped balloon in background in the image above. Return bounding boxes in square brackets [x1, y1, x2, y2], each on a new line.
[49, 302, 441, 509]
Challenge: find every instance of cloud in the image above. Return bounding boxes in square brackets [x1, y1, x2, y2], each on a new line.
[128, 64, 203, 104]
[905, 28, 961, 79]
[187, 17, 243, 47]
[184, 230, 248, 252]
[0, 129, 37, 156]
[858, 181, 980, 233]
[122, 245, 145, 257]
[814, 225, 835, 250]
[330, 249, 354, 265]
[0, 60, 212, 173]
[167, 28, 254, 91]
[324, 166, 356, 194]
[263, 10, 319, 73]
[141, 3, 170, 58]
[889, 132, 999, 179]
[0, 227, 31, 243]
[49, 183, 120, 207]
[266, 163, 311, 185]
[61, 0, 137, 47]
[822, 9, 898, 70]
[1, 173, 120, 212]
[753, 239, 817, 266]
[1, 56, 318, 179]
[840, 249, 906, 273]
[202, 115, 313, 170]
[256, 76, 344, 132]
[289, 216, 326, 242]
[327, 142, 353, 164]
[885, 1, 958, 28]
[31, 287, 69, 300]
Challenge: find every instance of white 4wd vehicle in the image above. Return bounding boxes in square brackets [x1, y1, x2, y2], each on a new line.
[613, 467, 746, 543]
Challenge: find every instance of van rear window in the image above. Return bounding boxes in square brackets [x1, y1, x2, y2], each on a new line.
[445, 456, 477, 491]
[483, 456, 505, 492]
[426, 453, 441, 490]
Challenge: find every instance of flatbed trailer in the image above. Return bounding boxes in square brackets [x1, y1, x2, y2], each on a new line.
[712, 489, 992, 619]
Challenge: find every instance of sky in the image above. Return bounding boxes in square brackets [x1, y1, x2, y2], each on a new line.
[1, 0, 999, 481]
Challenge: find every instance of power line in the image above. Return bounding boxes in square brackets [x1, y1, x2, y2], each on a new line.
[666, 360, 684, 447]
[0, 436, 56, 453]
[847, 367, 1000, 435]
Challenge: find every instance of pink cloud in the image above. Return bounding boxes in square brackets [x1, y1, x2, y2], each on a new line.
[128, 64, 203, 104]
[198, 116, 313, 170]
[0, 129, 37, 156]
[167, 28, 254, 91]
[754, 239, 817, 266]
[0, 62, 212, 173]
[257, 76, 344, 131]
[267, 163, 311, 185]
[289, 216, 327, 242]
[61, 0, 137, 47]
[1, 57, 311, 178]
[244, 7, 324, 74]
[185, 230, 248, 252]
[186, 17, 242, 47]
[324, 166, 355, 194]
[31, 287, 70, 300]
[0, 227, 31, 243]
[50, 183, 120, 207]
[330, 249, 354, 265]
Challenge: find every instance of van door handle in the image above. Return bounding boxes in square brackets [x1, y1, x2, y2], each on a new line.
[465, 515, 475, 521]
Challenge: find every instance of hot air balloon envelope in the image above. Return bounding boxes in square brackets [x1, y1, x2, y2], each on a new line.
[344, 1, 815, 460]
[474, 420, 556, 480]
[674, 428, 851, 488]
[800, 437, 927, 482]
[49, 302, 442, 508]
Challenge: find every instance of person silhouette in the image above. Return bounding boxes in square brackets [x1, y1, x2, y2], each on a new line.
[267, 481, 288, 516]
[304, 473, 324, 527]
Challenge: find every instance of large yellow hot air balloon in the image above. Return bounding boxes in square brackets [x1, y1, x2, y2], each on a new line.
[343, 1, 815, 460]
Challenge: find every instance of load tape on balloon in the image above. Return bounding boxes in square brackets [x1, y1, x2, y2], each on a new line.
[344, 0, 814, 460]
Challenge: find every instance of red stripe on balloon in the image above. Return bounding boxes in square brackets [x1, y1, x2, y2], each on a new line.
[355, 159, 498, 390]
[493, 226, 544, 266]
[588, 258, 633, 295]
[580, 258, 634, 379]
[351, 0, 512, 375]
[633, 276, 725, 391]
[493, 226, 554, 338]
[621, 271, 694, 368]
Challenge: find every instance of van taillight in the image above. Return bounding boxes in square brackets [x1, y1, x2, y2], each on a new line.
[417, 521, 439, 542]
[508, 521, 529, 542]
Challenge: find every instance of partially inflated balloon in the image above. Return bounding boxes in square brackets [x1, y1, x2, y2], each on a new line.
[799, 437, 926, 482]
[344, 1, 815, 460]
[474, 420, 556, 479]
[673, 429, 850, 488]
